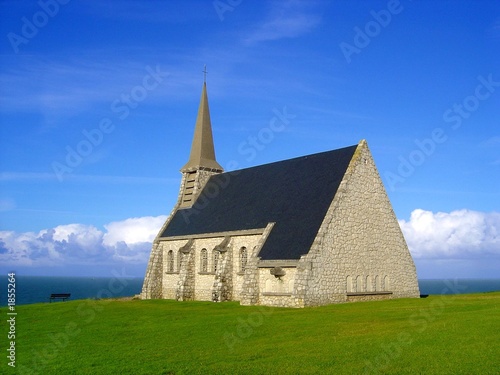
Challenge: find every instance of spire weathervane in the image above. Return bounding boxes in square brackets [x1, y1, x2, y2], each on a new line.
[202, 65, 207, 83]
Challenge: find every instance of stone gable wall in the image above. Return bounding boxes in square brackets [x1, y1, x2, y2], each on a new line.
[300, 140, 420, 306]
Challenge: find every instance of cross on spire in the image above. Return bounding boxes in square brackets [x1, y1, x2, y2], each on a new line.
[202, 65, 208, 83]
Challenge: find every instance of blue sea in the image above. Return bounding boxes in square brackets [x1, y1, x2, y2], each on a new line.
[0, 275, 144, 306]
[0, 276, 499, 306]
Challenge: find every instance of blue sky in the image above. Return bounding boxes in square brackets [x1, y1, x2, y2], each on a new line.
[0, 0, 499, 279]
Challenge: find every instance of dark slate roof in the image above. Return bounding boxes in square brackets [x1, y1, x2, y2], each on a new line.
[161, 145, 358, 260]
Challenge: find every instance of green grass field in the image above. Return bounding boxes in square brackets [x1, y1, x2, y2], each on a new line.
[2, 292, 499, 374]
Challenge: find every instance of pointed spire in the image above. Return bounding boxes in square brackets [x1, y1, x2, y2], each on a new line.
[181, 80, 223, 172]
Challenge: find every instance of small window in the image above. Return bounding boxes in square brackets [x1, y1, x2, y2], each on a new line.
[366, 275, 372, 292]
[346, 276, 353, 293]
[240, 247, 248, 272]
[356, 275, 363, 292]
[167, 250, 174, 273]
[383, 275, 389, 291]
[213, 251, 219, 273]
[200, 248, 208, 273]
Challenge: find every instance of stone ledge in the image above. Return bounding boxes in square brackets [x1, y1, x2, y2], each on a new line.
[198, 272, 215, 275]
[161, 227, 266, 240]
[258, 260, 299, 268]
[346, 291, 393, 296]
[165, 271, 180, 275]
[262, 292, 292, 296]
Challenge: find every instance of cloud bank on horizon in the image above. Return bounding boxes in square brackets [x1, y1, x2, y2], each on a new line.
[1, 209, 498, 278]
[1, 1, 498, 279]
[0, 216, 167, 277]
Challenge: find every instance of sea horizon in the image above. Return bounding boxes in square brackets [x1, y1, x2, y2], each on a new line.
[1, 275, 499, 307]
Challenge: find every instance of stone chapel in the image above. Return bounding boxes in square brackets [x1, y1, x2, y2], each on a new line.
[140, 80, 420, 308]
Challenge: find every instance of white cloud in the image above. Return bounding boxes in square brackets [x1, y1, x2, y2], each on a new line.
[3, 210, 498, 277]
[400, 209, 500, 259]
[0, 215, 167, 268]
[103, 216, 168, 246]
[245, 1, 322, 44]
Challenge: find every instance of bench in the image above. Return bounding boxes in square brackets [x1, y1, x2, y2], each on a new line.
[49, 293, 71, 302]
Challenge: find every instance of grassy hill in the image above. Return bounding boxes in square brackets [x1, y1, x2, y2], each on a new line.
[3, 292, 499, 374]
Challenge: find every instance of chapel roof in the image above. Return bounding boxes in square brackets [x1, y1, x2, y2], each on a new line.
[161, 144, 358, 260]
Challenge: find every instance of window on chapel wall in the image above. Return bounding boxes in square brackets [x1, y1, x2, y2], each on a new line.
[167, 250, 174, 273]
[346, 276, 353, 293]
[200, 248, 208, 273]
[240, 247, 247, 272]
[356, 275, 363, 292]
[382, 275, 389, 291]
[374, 275, 380, 291]
[213, 251, 219, 273]
[366, 275, 372, 292]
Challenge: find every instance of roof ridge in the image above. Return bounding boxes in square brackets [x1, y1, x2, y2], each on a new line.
[220, 144, 358, 175]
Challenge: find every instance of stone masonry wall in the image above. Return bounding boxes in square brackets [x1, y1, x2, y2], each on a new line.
[140, 242, 163, 299]
[258, 267, 300, 307]
[300, 140, 420, 306]
[176, 240, 195, 301]
[240, 223, 275, 306]
[212, 237, 232, 302]
[158, 234, 263, 302]
[179, 169, 223, 210]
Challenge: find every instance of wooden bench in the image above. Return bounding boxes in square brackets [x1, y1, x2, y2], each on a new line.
[49, 293, 71, 302]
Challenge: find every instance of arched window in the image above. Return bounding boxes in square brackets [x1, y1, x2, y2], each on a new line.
[383, 275, 389, 291]
[356, 275, 363, 292]
[213, 251, 219, 273]
[374, 275, 380, 291]
[200, 248, 208, 273]
[240, 247, 248, 272]
[346, 276, 353, 293]
[366, 275, 372, 292]
[167, 250, 174, 273]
